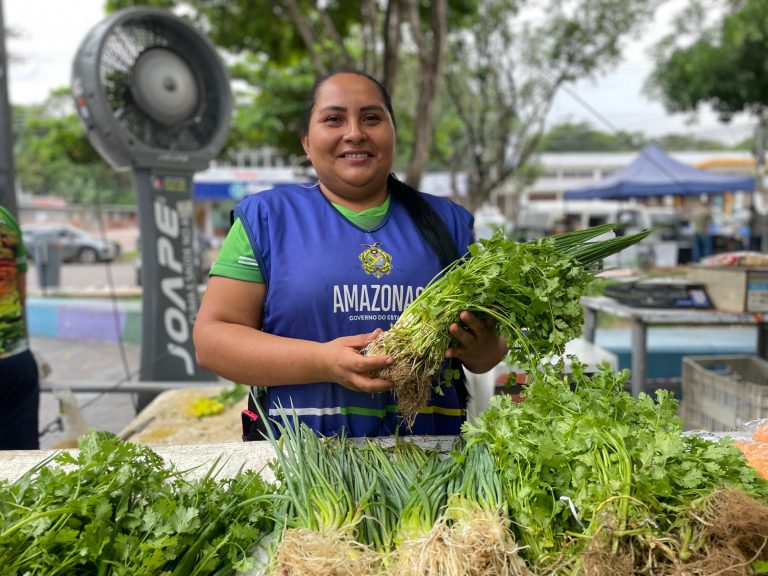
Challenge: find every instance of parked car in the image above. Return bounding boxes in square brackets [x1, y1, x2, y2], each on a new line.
[22, 223, 121, 264]
[473, 204, 508, 240]
[515, 200, 653, 240]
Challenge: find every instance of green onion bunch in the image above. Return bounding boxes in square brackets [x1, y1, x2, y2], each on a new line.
[431, 442, 531, 575]
[391, 446, 457, 546]
[366, 223, 651, 426]
[261, 403, 467, 574]
[262, 406, 382, 575]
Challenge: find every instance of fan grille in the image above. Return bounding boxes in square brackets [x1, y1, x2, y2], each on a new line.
[99, 17, 222, 151]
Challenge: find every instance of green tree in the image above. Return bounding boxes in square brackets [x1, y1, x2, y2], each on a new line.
[655, 133, 729, 151]
[226, 58, 316, 161]
[734, 136, 755, 151]
[537, 121, 730, 152]
[538, 121, 644, 152]
[646, 0, 768, 122]
[102, 0, 658, 211]
[106, 0, 474, 188]
[645, 0, 768, 191]
[13, 92, 133, 204]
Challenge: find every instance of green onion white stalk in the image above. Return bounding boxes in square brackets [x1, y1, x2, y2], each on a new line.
[261, 405, 381, 575]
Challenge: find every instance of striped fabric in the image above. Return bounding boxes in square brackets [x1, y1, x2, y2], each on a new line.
[236, 255, 260, 268]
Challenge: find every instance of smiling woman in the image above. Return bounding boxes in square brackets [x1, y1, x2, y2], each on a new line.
[299, 73, 395, 211]
[193, 70, 508, 440]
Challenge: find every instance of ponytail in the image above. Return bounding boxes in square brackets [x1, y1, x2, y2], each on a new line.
[387, 174, 459, 269]
[387, 174, 469, 409]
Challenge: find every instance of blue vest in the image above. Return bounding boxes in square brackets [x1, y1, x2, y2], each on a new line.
[234, 183, 474, 437]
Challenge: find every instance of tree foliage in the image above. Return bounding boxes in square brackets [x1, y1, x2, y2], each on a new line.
[655, 132, 731, 151]
[13, 93, 133, 205]
[537, 120, 730, 152]
[538, 121, 643, 152]
[40, 0, 659, 211]
[646, 0, 768, 122]
[106, 0, 474, 188]
[226, 58, 315, 160]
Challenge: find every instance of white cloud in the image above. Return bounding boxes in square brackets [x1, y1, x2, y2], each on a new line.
[5, 0, 106, 105]
[547, 0, 755, 143]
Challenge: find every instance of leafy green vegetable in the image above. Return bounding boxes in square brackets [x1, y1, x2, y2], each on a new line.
[367, 224, 651, 425]
[0, 431, 276, 575]
[463, 360, 768, 572]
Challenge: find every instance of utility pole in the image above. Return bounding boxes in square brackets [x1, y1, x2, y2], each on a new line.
[752, 112, 768, 252]
[756, 114, 767, 210]
[0, 0, 17, 217]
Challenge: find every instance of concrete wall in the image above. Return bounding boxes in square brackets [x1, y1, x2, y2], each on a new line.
[0, 437, 455, 484]
[27, 297, 141, 343]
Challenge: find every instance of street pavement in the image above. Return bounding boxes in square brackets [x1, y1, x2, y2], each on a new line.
[25, 261, 139, 294]
[24, 259, 214, 449]
[21, 235, 225, 449]
[32, 335, 141, 450]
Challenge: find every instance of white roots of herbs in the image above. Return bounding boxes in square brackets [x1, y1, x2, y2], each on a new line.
[394, 510, 532, 576]
[272, 511, 530, 576]
[363, 320, 447, 428]
[272, 528, 380, 576]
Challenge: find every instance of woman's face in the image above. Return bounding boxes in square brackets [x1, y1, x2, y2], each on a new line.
[301, 73, 395, 209]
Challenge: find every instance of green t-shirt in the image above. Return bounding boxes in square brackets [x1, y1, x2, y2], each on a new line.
[210, 195, 391, 283]
[0, 205, 28, 358]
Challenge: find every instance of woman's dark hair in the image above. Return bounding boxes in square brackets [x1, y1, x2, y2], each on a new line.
[302, 70, 458, 269]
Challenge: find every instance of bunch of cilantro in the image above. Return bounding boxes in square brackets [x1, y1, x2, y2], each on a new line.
[462, 360, 768, 571]
[368, 224, 650, 426]
[0, 431, 276, 575]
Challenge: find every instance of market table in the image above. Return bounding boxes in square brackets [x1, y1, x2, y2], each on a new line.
[580, 295, 768, 396]
[0, 436, 457, 484]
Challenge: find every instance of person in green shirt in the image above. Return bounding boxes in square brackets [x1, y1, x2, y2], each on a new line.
[0, 205, 39, 449]
[193, 71, 505, 438]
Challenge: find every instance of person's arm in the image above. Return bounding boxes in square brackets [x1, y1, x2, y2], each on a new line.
[193, 276, 395, 392]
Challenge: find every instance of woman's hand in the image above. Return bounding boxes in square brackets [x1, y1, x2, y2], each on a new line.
[444, 311, 507, 374]
[321, 329, 394, 393]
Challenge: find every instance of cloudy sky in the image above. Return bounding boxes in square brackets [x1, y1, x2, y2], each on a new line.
[3, 0, 756, 145]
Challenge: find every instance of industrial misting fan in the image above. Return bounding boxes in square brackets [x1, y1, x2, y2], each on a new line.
[71, 7, 232, 407]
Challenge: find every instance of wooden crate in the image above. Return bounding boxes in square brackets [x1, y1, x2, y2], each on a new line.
[687, 266, 768, 313]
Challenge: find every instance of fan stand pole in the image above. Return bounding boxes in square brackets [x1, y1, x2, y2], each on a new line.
[134, 168, 216, 411]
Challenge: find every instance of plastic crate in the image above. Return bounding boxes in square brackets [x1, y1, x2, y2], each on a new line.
[680, 355, 768, 432]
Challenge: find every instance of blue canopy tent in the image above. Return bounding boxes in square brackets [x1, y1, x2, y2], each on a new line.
[564, 143, 755, 200]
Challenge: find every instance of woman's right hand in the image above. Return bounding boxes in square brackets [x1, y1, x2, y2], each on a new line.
[322, 330, 394, 393]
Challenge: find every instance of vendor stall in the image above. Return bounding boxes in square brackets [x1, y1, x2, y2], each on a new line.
[580, 295, 768, 396]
